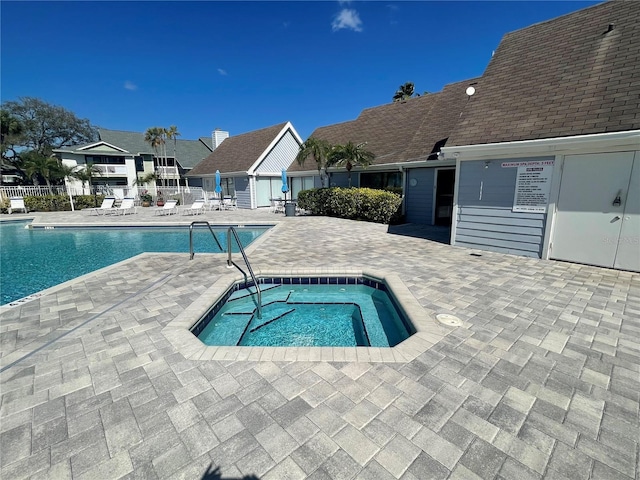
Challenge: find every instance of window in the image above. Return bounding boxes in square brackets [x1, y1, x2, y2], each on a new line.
[360, 171, 403, 193]
[86, 155, 125, 165]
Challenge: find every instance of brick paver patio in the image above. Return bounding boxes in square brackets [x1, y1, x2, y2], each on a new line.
[1, 208, 638, 479]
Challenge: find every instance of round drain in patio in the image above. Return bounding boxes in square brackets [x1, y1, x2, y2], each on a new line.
[436, 314, 463, 327]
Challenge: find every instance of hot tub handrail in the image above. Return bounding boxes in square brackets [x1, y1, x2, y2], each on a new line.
[189, 221, 223, 260]
[227, 226, 262, 319]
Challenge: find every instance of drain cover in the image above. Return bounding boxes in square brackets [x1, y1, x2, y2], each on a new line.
[436, 314, 463, 327]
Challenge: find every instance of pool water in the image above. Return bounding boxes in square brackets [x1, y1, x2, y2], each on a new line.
[0, 221, 269, 305]
[196, 283, 413, 347]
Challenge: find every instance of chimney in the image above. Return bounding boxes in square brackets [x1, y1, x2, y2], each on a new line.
[212, 128, 229, 150]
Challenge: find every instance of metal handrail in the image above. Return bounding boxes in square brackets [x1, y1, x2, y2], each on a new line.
[227, 226, 262, 319]
[189, 221, 223, 260]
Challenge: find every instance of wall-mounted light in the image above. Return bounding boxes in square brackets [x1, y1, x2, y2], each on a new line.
[484, 161, 490, 169]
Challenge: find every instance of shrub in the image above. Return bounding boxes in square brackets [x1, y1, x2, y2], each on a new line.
[297, 187, 402, 224]
[0, 194, 105, 213]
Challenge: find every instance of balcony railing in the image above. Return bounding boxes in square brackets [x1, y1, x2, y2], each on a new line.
[94, 164, 128, 176]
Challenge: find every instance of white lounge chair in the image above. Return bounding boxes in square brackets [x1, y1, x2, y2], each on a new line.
[206, 196, 223, 211]
[87, 197, 116, 215]
[8, 197, 28, 214]
[154, 199, 178, 216]
[223, 196, 238, 210]
[180, 199, 205, 216]
[113, 197, 137, 215]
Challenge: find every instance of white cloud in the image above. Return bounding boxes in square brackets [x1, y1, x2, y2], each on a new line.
[217, 68, 227, 76]
[332, 8, 363, 32]
[124, 81, 137, 91]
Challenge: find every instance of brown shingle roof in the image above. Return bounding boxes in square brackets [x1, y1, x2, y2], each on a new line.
[449, 1, 640, 146]
[188, 122, 287, 176]
[288, 78, 479, 173]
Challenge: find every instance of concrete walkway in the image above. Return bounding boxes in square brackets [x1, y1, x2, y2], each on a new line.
[1, 208, 638, 479]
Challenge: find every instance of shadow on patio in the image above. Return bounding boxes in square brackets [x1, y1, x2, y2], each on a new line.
[386, 223, 451, 244]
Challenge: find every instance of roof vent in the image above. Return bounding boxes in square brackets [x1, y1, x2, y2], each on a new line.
[604, 23, 615, 34]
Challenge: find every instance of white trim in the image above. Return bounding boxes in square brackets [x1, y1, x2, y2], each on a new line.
[76, 141, 129, 153]
[540, 154, 565, 259]
[450, 159, 462, 246]
[247, 122, 303, 175]
[443, 130, 640, 160]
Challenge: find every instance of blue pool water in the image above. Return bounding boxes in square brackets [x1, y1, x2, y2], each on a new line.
[0, 221, 270, 305]
[196, 282, 413, 347]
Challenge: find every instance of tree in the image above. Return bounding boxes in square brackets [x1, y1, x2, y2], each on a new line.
[22, 152, 60, 194]
[144, 126, 167, 188]
[326, 141, 375, 187]
[1, 109, 24, 159]
[166, 125, 180, 188]
[1, 97, 98, 156]
[74, 162, 103, 205]
[295, 137, 332, 188]
[392, 82, 420, 102]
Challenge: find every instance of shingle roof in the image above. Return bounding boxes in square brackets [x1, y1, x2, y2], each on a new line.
[287, 77, 478, 173]
[187, 123, 288, 176]
[97, 129, 213, 169]
[448, 1, 640, 146]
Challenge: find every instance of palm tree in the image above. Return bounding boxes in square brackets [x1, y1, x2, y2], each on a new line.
[144, 127, 166, 188]
[326, 141, 375, 187]
[393, 82, 419, 102]
[166, 125, 180, 189]
[295, 137, 332, 188]
[74, 161, 103, 206]
[22, 151, 60, 194]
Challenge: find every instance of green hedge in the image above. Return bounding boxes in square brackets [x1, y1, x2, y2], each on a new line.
[297, 187, 402, 224]
[0, 194, 105, 213]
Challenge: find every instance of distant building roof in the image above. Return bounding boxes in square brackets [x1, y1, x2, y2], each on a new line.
[188, 122, 291, 176]
[448, 1, 640, 146]
[287, 77, 479, 173]
[97, 129, 213, 169]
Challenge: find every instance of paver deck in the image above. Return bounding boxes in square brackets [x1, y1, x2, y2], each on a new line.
[1, 207, 638, 479]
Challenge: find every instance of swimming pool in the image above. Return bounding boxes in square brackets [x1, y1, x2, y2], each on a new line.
[0, 221, 270, 305]
[193, 276, 415, 347]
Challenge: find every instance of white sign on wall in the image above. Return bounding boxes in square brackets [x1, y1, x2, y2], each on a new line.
[502, 160, 554, 213]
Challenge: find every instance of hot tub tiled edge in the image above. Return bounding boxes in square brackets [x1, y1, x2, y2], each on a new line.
[161, 268, 453, 363]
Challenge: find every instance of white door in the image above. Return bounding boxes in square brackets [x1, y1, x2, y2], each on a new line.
[615, 153, 639, 271]
[551, 152, 639, 271]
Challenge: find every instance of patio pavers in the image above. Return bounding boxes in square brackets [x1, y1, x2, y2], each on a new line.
[0, 208, 639, 479]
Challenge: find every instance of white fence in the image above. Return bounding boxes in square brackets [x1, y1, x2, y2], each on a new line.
[0, 185, 206, 205]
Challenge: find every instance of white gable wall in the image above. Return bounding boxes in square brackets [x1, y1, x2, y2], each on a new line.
[254, 130, 300, 174]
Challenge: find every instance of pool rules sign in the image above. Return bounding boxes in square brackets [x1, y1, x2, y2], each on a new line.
[502, 160, 554, 213]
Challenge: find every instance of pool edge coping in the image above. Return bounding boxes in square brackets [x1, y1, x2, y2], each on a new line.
[161, 268, 454, 363]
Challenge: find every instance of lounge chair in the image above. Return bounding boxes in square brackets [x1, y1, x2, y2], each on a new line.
[180, 199, 205, 216]
[113, 197, 137, 215]
[7, 197, 28, 214]
[154, 199, 178, 216]
[223, 196, 238, 210]
[87, 197, 116, 215]
[206, 196, 223, 211]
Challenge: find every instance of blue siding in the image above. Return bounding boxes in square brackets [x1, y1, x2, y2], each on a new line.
[235, 177, 251, 209]
[405, 168, 435, 224]
[454, 158, 553, 258]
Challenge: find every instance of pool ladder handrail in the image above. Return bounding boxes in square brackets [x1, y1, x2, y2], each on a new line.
[226, 226, 262, 319]
[189, 221, 223, 259]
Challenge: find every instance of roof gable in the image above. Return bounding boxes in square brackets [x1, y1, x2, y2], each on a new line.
[188, 122, 299, 176]
[77, 141, 128, 153]
[449, 1, 640, 146]
[98, 129, 213, 169]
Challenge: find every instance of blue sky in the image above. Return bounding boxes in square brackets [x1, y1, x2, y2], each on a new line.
[2, 1, 598, 142]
